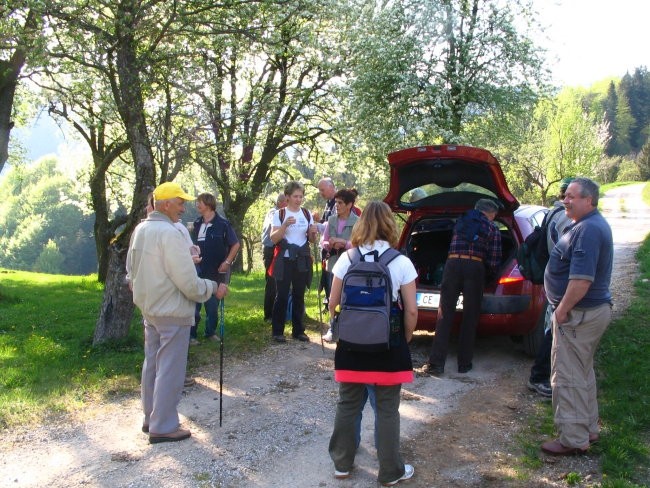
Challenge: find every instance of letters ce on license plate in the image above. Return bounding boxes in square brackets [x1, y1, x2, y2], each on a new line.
[416, 292, 464, 310]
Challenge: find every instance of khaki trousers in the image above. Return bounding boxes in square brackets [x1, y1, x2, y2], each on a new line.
[550, 303, 611, 448]
[142, 320, 191, 434]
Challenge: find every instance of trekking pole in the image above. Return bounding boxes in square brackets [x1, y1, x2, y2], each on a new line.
[219, 297, 225, 427]
[313, 241, 325, 354]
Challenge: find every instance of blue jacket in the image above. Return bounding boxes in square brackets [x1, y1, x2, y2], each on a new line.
[192, 213, 239, 281]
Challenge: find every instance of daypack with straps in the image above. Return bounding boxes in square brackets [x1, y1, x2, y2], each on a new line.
[455, 209, 484, 242]
[517, 206, 565, 284]
[336, 247, 401, 352]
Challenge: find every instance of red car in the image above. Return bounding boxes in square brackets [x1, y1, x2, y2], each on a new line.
[384, 145, 549, 355]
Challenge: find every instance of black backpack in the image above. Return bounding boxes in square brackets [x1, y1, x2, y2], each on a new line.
[335, 248, 401, 352]
[517, 206, 564, 284]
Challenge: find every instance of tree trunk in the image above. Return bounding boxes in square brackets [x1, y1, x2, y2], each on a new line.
[0, 60, 19, 174]
[0, 56, 25, 174]
[93, 243, 134, 344]
[241, 235, 253, 273]
[89, 157, 112, 283]
[93, 2, 155, 344]
[0, 10, 37, 174]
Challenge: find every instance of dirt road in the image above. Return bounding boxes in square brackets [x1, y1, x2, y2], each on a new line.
[1, 184, 648, 487]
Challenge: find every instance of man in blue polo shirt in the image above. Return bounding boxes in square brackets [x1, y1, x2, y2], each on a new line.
[541, 177, 613, 456]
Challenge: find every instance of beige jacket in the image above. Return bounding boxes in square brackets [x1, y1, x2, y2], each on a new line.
[127, 211, 216, 326]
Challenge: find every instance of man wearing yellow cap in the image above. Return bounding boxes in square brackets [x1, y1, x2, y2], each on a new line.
[127, 182, 228, 443]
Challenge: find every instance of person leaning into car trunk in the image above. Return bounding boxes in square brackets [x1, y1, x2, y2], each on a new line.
[419, 198, 501, 375]
[540, 177, 613, 456]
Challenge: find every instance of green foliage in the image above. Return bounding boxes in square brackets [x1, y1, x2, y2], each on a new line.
[565, 472, 582, 485]
[342, 0, 548, 168]
[616, 158, 643, 182]
[636, 141, 650, 180]
[598, 68, 650, 158]
[496, 90, 607, 205]
[32, 239, 64, 274]
[595, 236, 650, 484]
[0, 157, 97, 274]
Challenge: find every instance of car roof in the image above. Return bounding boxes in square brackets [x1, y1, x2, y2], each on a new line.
[514, 204, 548, 218]
[384, 145, 519, 214]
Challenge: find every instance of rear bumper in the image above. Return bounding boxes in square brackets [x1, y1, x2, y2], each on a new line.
[415, 294, 539, 335]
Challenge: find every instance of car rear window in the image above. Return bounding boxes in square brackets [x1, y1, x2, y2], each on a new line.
[401, 183, 498, 206]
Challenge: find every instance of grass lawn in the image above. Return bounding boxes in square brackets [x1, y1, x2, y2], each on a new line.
[0, 269, 325, 428]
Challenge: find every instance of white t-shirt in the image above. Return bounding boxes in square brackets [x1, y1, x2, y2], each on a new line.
[331, 240, 417, 301]
[272, 208, 313, 249]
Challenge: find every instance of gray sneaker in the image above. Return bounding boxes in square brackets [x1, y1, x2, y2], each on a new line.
[527, 380, 552, 397]
[382, 464, 414, 486]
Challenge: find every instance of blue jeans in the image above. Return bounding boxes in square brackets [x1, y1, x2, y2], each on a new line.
[192, 295, 219, 338]
[355, 385, 377, 448]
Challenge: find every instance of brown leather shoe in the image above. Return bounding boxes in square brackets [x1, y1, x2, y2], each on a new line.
[149, 428, 191, 444]
[541, 439, 588, 456]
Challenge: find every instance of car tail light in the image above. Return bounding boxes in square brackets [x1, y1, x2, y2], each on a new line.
[497, 263, 530, 295]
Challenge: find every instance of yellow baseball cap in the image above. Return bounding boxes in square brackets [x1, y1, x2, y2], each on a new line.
[153, 182, 194, 201]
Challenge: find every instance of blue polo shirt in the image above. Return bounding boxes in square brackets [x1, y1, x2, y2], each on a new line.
[544, 209, 613, 308]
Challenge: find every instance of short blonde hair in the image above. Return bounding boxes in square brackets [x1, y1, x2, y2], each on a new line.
[350, 201, 398, 248]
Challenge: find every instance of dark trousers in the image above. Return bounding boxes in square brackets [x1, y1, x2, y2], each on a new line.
[428, 258, 485, 369]
[263, 246, 276, 320]
[329, 383, 405, 484]
[271, 257, 308, 337]
[320, 268, 331, 302]
[529, 327, 552, 383]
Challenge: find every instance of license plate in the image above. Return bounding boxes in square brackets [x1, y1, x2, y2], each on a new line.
[416, 292, 464, 310]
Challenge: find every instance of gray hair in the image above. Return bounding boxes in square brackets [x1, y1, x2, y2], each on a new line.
[475, 198, 499, 214]
[275, 193, 287, 206]
[318, 177, 335, 188]
[571, 177, 599, 206]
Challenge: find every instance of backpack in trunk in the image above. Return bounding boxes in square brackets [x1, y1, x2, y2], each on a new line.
[336, 247, 401, 352]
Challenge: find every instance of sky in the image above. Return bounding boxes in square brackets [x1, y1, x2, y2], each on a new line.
[7, 0, 650, 166]
[535, 0, 650, 87]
